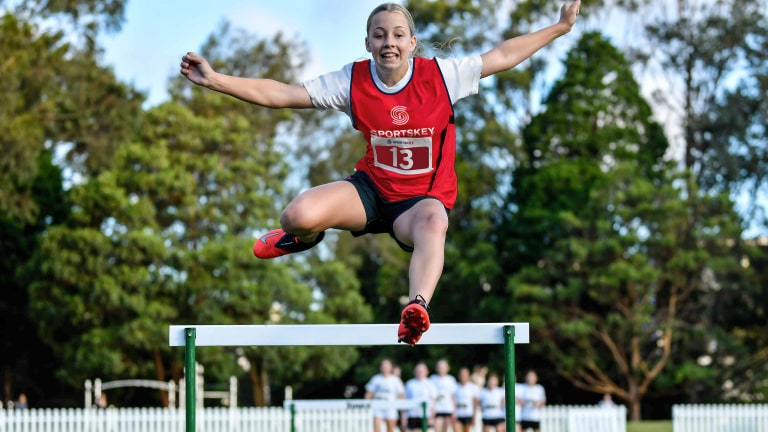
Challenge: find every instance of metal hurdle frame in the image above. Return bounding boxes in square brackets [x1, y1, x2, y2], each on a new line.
[169, 323, 529, 432]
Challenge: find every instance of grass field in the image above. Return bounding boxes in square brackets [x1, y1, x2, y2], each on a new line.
[627, 420, 673, 432]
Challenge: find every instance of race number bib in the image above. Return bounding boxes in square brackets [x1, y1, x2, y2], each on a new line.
[372, 135, 433, 175]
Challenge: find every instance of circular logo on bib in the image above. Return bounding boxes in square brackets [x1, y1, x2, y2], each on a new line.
[390, 106, 409, 125]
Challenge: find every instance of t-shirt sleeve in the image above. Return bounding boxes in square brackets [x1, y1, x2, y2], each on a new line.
[435, 55, 482, 104]
[365, 376, 376, 393]
[301, 62, 354, 113]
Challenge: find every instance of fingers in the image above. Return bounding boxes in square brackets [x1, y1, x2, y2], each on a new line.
[180, 52, 200, 76]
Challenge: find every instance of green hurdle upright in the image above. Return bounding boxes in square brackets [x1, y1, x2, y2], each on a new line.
[170, 322, 529, 432]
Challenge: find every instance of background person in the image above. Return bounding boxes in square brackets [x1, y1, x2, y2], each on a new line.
[430, 359, 458, 432]
[519, 370, 546, 432]
[514, 379, 526, 432]
[366, 358, 406, 432]
[478, 373, 505, 432]
[598, 393, 616, 408]
[15, 393, 28, 409]
[404, 362, 437, 432]
[453, 367, 479, 432]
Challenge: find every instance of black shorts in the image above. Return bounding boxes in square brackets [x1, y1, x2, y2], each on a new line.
[407, 417, 425, 429]
[435, 412, 453, 418]
[482, 418, 505, 426]
[345, 171, 448, 252]
[520, 420, 541, 429]
[457, 416, 473, 425]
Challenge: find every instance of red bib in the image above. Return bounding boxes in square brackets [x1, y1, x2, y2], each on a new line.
[350, 58, 457, 208]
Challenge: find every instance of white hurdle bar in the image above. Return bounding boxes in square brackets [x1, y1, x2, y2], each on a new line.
[169, 322, 529, 432]
[169, 323, 529, 346]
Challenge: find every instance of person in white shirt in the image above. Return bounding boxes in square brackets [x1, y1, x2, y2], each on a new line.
[453, 367, 479, 432]
[405, 362, 438, 432]
[430, 359, 458, 432]
[598, 393, 616, 408]
[518, 370, 546, 432]
[514, 380, 526, 432]
[478, 373, 505, 432]
[366, 358, 406, 432]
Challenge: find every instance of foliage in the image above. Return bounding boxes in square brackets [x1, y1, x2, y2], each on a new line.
[0, 150, 69, 405]
[497, 32, 748, 420]
[0, 12, 142, 223]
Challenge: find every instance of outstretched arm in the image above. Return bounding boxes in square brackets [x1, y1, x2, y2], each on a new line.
[480, 0, 580, 78]
[180, 52, 314, 109]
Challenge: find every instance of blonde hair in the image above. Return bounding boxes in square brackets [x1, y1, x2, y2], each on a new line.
[366, 3, 416, 36]
[366, 3, 423, 57]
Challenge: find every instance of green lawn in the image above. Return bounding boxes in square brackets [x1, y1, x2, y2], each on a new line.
[627, 420, 673, 432]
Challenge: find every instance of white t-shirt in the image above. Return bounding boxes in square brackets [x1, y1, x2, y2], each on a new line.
[302, 56, 483, 117]
[478, 387, 505, 420]
[519, 384, 546, 422]
[513, 383, 526, 421]
[455, 382, 479, 418]
[405, 377, 438, 418]
[430, 374, 458, 414]
[366, 374, 405, 420]
[366, 373, 405, 400]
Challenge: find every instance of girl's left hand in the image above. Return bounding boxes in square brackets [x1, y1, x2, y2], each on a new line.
[560, 0, 581, 28]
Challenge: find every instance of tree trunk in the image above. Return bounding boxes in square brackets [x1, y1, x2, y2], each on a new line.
[627, 380, 642, 421]
[153, 349, 169, 407]
[249, 357, 268, 407]
[630, 397, 642, 421]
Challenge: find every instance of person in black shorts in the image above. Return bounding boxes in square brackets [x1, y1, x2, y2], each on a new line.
[180, 1, 582, 347]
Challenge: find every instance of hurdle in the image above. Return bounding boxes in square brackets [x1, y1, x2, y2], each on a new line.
[169, 322, 529, 432]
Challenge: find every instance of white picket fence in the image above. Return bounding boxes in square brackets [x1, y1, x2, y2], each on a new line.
[541, 405, 626, 432]
[0, 405, 627, 432]
[673, 404, 768, 432]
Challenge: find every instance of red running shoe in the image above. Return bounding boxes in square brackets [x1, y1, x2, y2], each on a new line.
[397, 295, 430, 346]
[253, 229, 325, 259]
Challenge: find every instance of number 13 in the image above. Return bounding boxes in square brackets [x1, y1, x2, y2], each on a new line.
[390, 148, 414, 170]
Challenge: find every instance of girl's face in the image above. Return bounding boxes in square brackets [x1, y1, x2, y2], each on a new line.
[459, 368, 470, 384]
[366, 11, 416, 78]
[488, 375, 499, 389]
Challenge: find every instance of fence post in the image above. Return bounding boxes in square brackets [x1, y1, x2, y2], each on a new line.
[84, 380, 92, 408]
[229, 376, 238, 408]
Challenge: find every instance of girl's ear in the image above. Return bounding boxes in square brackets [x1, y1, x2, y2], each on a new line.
[365, 37, 371, 52]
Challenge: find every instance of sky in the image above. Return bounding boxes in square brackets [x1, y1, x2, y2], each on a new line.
[98, 0, 393, 107]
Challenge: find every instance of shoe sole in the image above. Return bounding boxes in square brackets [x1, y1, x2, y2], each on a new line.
[398, 307, 430, 346]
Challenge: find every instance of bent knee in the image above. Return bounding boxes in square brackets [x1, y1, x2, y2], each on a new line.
[280, 201, 316, 234]
[414, 209, 449, 236]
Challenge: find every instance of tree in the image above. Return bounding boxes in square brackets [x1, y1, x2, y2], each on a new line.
[0, 8, 138, 406]
[7, 0, 128, 48]
[0, 150, 69, 406]
[640, 0, 768, 219]
[0, 12, 142, 223]
[495, 32, 748, 420]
